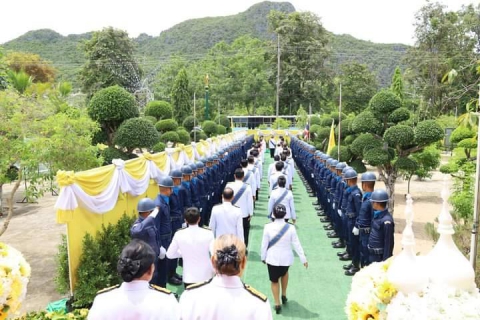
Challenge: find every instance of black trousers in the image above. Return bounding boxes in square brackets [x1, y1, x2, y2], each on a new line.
[243, 217, 251, 248]
[270, 148, 275, 158]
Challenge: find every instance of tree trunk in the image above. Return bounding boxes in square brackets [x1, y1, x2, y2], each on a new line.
[385, 171, 397, 215]
[0, 170, 22, 237]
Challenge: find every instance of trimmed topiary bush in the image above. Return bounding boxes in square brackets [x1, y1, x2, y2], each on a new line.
[216, 124, 227, 135]
[214, 115, 230, 128]
[100, 147, 129, 166]
[363, 147, 390, 166]
[320, 117, 334, 127]
[159, 131, 180, 143]
[155, 119, 179, 133]
[350, 134, 382, 157]
[388, 107, 411, 124]
[144, 100, 173, 120]
[329, 145, 352, 163]
[449, 126, 474, 144]
[191, 130, 207, 142]
[152, 142, 166, 153]
[143, 115, 157, 125]
[351, 111, 383, 134]
[383, 125, 415, 148]
[88, 86, 138, 123]
[369, 90, 402, 117]
[395, 157, 417, 171]
[202, 120, 218, 137]
[316, 127, 331, 140]
[113, 118, 160, 152]
[176, 129, 190, 145]
[182, 116, 198, 132]
[348, 159, 367, 174]
[309, 116, 321, 126]
[414, 120, 444, 145]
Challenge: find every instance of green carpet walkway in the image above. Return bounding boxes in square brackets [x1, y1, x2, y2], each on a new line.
[242, 155, 352, 319]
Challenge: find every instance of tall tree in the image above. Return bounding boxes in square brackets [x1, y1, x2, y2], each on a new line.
[405, 3, 479, 117]
[390, 67, 404, 101]
[0, 47, 6, 90]
[80, 27, 143, 98]
[153, 54, 187, 101]
[337, 62, 378, 115]
[5, 52, 56, 83]
[268, 10, 332, 115]
[171, 68, 192, 124]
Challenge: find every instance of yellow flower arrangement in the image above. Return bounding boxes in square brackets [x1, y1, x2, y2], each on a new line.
[0, 243, 31, 319]
[345, 258, 398, 320]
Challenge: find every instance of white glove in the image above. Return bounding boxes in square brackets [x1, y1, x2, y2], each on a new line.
[311, 173, 314, 178]
[338, 209, 342, 217]
[150, 208, 159, 218]
[159, 246, 167, 260]
[181, 222, 187, 228]
[327, 199, 330, 203]
[332, 203, 336, 209]
[199, 208, 203, 212]
[352, 227, 359, 236]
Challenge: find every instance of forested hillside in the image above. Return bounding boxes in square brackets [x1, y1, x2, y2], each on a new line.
[2, 1, 407, 86]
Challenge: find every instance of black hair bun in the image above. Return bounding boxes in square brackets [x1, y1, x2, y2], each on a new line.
[118, 257, 141, 282]
[216, 245, 239, 269]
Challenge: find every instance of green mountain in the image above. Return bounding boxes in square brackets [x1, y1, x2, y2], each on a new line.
[1, 1, 408, 87]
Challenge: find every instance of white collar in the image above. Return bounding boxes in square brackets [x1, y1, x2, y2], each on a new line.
[121, 280, 150, 291]
[212, 274, 243, 288]
[273, 219, 287, 225]
[223, 201, 233, 206]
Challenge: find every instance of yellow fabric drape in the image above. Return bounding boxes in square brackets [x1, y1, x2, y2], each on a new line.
[74, 165, 116, 196]
[327, 120, 336, 155]
[124, 158, 148, 180]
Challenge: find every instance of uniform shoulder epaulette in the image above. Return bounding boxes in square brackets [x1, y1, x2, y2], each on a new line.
[178, 226, 188, 231]
[201, 225, 211, 230]
[186, 278, 212, 290]
[233, 205, 240, 208]
[244, 284, 268, 302]
[384, 221, 392, 225]
[287, 221, 294, 225]
[149, 284, 173, 294]
[96, 284, 120, 295]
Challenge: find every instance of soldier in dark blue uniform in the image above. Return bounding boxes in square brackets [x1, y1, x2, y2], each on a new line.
[194, 161, 208, 225]
[167, 170, 186, 286]
[332, 162, 347, 249]
[356, 172, 376, 267]
[342, 169, 362, 275]
[181, 165, 194, 209]
[154, 176, 175, 288]
[336, 165, 352, 258]
[189, 164, 201, 210]
[130, 198, 161, 286]
[368, 189, 394, 263]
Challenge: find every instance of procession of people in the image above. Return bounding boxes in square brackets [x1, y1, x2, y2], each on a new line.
[88, 132, 395, 319]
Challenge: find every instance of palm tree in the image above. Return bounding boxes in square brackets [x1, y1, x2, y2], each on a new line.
[7, 70, 32, 94]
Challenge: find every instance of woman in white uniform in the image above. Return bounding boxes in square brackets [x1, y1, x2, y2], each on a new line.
[179, 234, 273, 320]
[260, 204, 308, 314]
[88, 239, 180, 320]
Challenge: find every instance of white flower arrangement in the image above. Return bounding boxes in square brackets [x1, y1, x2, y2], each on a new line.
[386, 285, 480, 320]
[0, 242, 31, 320]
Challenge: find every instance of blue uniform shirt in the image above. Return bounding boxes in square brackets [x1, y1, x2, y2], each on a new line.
[346, 185, 362, 218]
[130, 215, 160, 255]
[356, 192, 373, 228]
[369, 209, 394, 260]
[154, 194, 172, 247]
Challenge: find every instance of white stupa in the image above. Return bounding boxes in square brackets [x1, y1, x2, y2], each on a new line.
[387, 194, 428, 294]
[425, 177, 477, 291]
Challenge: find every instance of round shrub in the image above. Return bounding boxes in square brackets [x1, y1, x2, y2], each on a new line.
[202, 120, 218, 137]
[191, 130, 207, 142]
[388, 107, 411, 124]
[363, 147, 390, 166]
[329, 112, 347, 124]
[143, 116, 157, 125]
[369, 90, 402, 116]
[114, 118, 160, 151]
[383, 125, 415, 148]
[457, 138, 477, 149]
[183, 116, 198, 132]
[144, 100, 172, 120]
[309, 116, 321, 126]
[88, 85, 138, 122]
[159, 131, 180, 143]
[415, 120, 444, 145]
[344, 135, 356, 145]
[101, 147, 129, 165]
[395, 157, 417, 171]
[310, 124, 321, 135]
[351, 111, 383, 134]
[315, 127, 331, 141]
[92, 128, 108, 145]
[348, 159, 367, 174]
[152, 142, 166, 153]
[350, 134, 381, 157]
[335, 119, 353, 137]
[440, 162, 459, 174]
[449, 126, 474, 144]
[329, 146, 352, 162]
[320, 117, 333, 127]
[216, 125, 227, 135]
[176, 129, 190, 145]
[155, 119, 179, 133]
[214, 115, 230, 128]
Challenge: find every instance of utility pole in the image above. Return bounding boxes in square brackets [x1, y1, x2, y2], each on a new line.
[470, 84, 480, 268]
[308, 102, 312, 142]
[338, 83, 342, 161]
[276, 33, 280, 118]
[193, 92, 197, 142]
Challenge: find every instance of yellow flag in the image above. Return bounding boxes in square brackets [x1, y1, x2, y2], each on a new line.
[327, 120, 336, 155]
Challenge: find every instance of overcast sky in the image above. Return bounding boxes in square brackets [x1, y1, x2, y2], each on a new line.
[1, 0, 478, 45]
